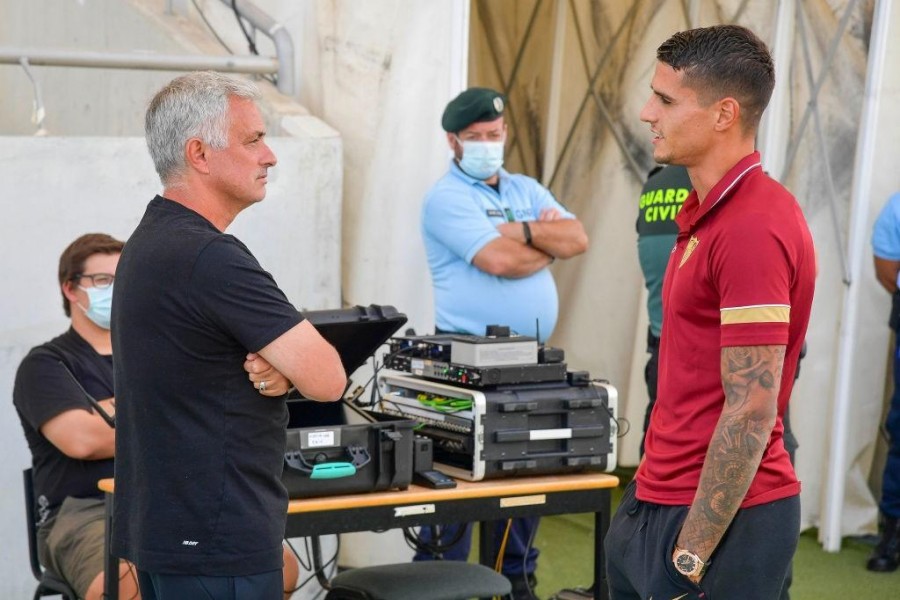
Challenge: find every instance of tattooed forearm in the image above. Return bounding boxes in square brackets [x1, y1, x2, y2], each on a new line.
[675, 344, 785, 562]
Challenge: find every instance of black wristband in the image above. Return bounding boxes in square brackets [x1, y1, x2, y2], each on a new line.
[522, 221, 533, 246]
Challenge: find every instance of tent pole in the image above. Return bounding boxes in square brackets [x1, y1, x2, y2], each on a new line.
[758, 0, 794, 179]
[542, 0, 567, 187]
[449, 0, 470, 94]
[823, 0, 895, 553]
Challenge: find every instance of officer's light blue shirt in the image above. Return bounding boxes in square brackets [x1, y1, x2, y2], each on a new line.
[873, 192, 900, 261]
[422, 160, 574, 342]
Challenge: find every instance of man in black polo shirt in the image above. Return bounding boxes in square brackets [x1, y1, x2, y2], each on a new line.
[112, 72, 346, 599]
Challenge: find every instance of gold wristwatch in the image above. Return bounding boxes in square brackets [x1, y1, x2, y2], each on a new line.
[673, 547, 707, 579]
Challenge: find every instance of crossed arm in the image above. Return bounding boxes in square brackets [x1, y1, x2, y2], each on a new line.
[874, 256, 900, 294]
[42, 398, 117, 460]
[473, 209, 589, 278]
[674, 344, 785, 582]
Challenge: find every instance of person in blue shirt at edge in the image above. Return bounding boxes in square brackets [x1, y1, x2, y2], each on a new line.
[869, 190, 900, 572]
[418, 87, 589, 600]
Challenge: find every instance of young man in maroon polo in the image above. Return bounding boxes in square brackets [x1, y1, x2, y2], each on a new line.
[605, 25, 816, 600]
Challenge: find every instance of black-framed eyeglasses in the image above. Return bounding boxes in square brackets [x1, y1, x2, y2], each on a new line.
[72, 273, 115, 289]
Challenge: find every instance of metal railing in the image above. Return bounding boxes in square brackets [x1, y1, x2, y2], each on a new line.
[0, 0, 295, 95]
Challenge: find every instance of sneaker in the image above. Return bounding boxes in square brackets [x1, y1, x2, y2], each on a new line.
[507, 572, 540, 600]
[549, 585, 594, 600]
[866, 515, 900, 572]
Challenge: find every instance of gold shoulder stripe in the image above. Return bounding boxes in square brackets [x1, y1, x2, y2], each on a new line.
[721, 305, 790, 325]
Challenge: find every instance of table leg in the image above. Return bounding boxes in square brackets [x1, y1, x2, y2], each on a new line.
[478, 521, 498, 568]
[103, 491, 118, 600]
[594, 491, 611, 600]
[478, 521, 499, 600]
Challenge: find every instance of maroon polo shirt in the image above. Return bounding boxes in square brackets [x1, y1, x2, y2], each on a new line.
[636, 152, 816, 508]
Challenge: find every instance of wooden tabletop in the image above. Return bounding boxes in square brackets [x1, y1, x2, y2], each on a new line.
[98, 472, 620, 514]
[287, 472, 619, 514]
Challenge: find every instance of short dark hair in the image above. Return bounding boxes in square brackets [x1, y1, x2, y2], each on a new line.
[58, 233, 125, 317]
[656, 25, 775, 132]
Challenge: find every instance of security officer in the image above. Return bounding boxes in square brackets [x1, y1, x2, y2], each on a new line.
[636, 165, 690, 456]
[869, 190, 900, 572]
[418, 87, 589, 600]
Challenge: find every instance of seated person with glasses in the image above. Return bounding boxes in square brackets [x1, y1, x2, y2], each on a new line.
[13, 233, 300, 600]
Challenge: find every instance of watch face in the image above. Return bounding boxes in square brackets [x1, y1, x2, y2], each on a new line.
[676, 552, 697, 574]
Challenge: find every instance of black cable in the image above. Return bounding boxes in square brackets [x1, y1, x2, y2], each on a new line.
[358, 343, 423, 407]
[290, 535, 340, 592]
[231, 0, 258, 55]
[285, 537, 311, 572]
[98, 561, 140, 599]
[191, 0, 234, 54]
[402, 524, 469, 557]
[592, 379, 629, 439]
[518, 515, 539, 596]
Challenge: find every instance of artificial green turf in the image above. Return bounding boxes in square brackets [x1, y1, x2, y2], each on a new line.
[526, 468, 900, 599]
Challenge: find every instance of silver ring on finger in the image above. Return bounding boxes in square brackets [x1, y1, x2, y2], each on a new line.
[259, 380, 267, 392]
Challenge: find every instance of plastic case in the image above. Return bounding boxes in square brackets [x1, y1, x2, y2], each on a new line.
[374, 371, 618, 481]
[282, 412, 415, 498]
[281, 305, 415, 498]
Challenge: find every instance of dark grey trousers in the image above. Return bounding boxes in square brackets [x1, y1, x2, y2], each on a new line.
[605, 481, 799, 600]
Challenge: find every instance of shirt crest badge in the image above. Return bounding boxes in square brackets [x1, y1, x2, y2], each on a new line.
[678, 235, 699, 268]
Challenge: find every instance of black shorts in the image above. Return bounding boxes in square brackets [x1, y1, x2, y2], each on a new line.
[605, 481, 799, 600]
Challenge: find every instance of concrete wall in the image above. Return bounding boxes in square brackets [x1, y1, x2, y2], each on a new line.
[0, 132, 341, 598]
[1, 1, 343, 596]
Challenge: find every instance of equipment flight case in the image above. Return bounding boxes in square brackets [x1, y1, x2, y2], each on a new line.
[281, 305, 417, 498]
[374, 370, 618, 482]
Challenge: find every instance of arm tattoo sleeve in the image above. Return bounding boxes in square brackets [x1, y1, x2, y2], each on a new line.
[675, 344, 785, 561]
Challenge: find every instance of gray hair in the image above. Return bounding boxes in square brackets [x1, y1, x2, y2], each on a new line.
[145, 71, 261, 186]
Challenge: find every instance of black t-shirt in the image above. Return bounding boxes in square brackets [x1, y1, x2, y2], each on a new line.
[13, 328, 115, 524]
[111, 196, 304, 576]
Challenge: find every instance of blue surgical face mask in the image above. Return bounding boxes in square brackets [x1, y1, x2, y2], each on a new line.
[457, 137, 505, 180]
[77, 284, 113, 330]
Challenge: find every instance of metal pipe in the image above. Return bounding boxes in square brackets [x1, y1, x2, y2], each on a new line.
[448, 0, 469, 94]
[18, 57, 46, 134]
[0, 47, 277, 74]
[217, 0, 295, 95]
[542, 0, 568, 187]
[758, 0, 794, 180]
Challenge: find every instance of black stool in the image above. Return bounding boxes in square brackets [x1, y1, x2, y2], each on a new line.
[324, 561, 511, 600]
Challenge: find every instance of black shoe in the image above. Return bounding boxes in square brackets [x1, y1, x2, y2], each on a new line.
[549, 584, 594, 600]
[507, 572, 540, 600]
[866, 515, 900, 572]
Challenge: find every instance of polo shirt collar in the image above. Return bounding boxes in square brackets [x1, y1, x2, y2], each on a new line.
[449, 159, 509, 186]
[675, 151, 763, 234]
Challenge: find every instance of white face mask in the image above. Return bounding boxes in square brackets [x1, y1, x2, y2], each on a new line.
[456, 137, 505, 180]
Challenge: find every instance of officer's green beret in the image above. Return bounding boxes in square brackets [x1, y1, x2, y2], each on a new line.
[441, 87, 506, 132]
